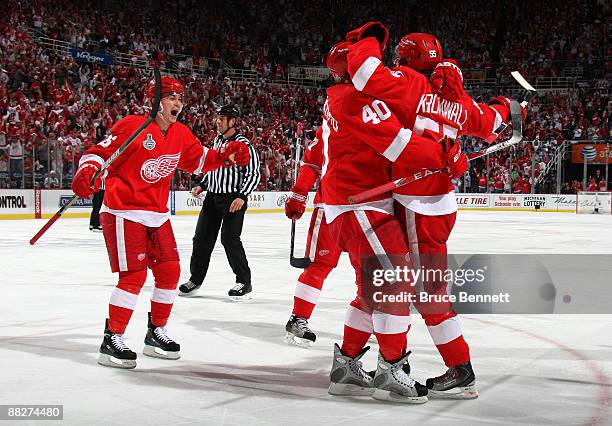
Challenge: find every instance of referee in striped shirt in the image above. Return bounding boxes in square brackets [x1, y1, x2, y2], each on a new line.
[179, 105, 260, 300]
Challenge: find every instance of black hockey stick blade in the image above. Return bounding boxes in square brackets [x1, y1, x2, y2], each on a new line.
[291, 256, 312, 269]
[290, 218, 311, 268]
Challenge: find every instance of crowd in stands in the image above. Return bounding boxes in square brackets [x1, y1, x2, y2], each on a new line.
[21, 0, 610, 79]
[1, 0, 610, 192]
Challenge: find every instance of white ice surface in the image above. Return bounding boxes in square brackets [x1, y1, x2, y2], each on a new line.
[1, 211, 611, 425]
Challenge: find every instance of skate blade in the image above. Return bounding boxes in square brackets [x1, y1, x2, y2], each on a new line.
[178, 290, 199, 298]
[328, 383, 374, 396]
[229, 294, 252, 302]
[97, 353, 136, 369]
[372, 388, 428, 404]
[428, 383, 479, 400]
[143, 345, 181, 360]
[284, 332, 313, 348]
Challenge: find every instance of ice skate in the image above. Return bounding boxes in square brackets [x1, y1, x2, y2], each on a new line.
[328, 344, 374, 396]
[371, 351, 428, 404]
[284, 314, 316, 348]
[426, 362, 478, 399]
[178, 280, 201, 297]
[228, 282, 252, 301]
[98, 319, 137, 369]
[143, 313, 181, 360]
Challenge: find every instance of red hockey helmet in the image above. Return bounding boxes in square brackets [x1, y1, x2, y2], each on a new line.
[326, 40, 353, 80]
[395, 33, 442, 71]
[146, 76, 184, 100]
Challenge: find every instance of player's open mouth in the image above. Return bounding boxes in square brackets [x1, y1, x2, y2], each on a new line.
[170, 109, 179, 117]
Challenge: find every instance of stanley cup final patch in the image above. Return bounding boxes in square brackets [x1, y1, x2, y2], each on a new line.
[143, 134, 156, 150]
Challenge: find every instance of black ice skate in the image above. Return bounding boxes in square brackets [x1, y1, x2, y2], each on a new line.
[284, 314, 316, 348]
[228, 282, 252, 301]
[371, 351, 428, 404]
[178, 280, 201, 297]
[143, 313, 181, 360]
[328, 344, 375, 396]
[98, 319, 137, 369]
[426, 362, 478, 399]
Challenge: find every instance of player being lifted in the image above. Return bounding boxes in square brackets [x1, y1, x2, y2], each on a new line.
[71, 77, 250, 369]
[342, 21, 526, 399]
[321, 40, 457, 403]
[283, 127, 343, 347]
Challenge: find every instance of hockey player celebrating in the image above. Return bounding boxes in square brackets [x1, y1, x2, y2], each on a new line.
[284, 127, 342, 347]
[321, 40, 457, 404]
[343, 22, 527, 399]
[71, 76, 250, 369]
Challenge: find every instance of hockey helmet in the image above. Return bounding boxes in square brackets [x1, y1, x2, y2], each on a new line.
[217, 104, 240, 118]
[395, 33, 442, 71]
[146, 76, 184, 100]
[326, 40, 353, 80]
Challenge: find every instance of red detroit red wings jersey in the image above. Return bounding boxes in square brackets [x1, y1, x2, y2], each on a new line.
[347, 38, 511, 202]
[79, 115, 215, 227]
[320, 84, 445, 222]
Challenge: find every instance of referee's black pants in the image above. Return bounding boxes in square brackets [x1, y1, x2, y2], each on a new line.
[189, 192, 251, 286]
[90, 189, 104, 228]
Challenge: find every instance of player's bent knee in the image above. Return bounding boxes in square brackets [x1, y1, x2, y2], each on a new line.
[421, 311, 458, 327]
[151, 261, 181, 289]
[117, 269, 148, 293]
[299, 264, 334, 287]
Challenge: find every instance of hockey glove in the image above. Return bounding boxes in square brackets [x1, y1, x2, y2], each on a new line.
[345, 21, 389, 53]
[489, 96, 526, 122]
[72, 163, 101, 198]
[285, 191, 307, 220]
[220, 141, 251, 166]
[441, 137, 468, 178]
[429, 59, 464, 102]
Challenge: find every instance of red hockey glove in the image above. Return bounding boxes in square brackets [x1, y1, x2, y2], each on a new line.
[220, 141, 250, 166]
[429, 59, 464, 102]
[489, 96, 526, 122]
[441, 137, 468, 178]
[285, 191, 307, 220]
[345, 21, 389, 53]
[71, 163, 101, 198]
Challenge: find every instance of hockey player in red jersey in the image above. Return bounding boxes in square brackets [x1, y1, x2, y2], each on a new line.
[71, 76, 250, 369]
[284, 127, 343, 347]
[322, 40, 457, 404]
[344, 22, 527, 399]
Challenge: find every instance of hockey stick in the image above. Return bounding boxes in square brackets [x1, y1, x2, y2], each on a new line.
[290, 218, 311, 268]
[289, 138, 312, 269]
[484, 70, 537, 142]
[348, 73, 538, 205]
[347, 117, 523, 204]
[29, 68, 162, 245]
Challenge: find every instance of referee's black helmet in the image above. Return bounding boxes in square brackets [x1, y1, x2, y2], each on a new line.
[217, 104, 240, 119]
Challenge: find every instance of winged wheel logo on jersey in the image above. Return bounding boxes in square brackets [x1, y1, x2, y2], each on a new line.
[143, 133, 156, 150]
[140, 154, 180, 184]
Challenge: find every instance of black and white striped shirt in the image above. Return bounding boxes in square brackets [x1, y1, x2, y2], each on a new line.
[200, 132, 260, 198]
